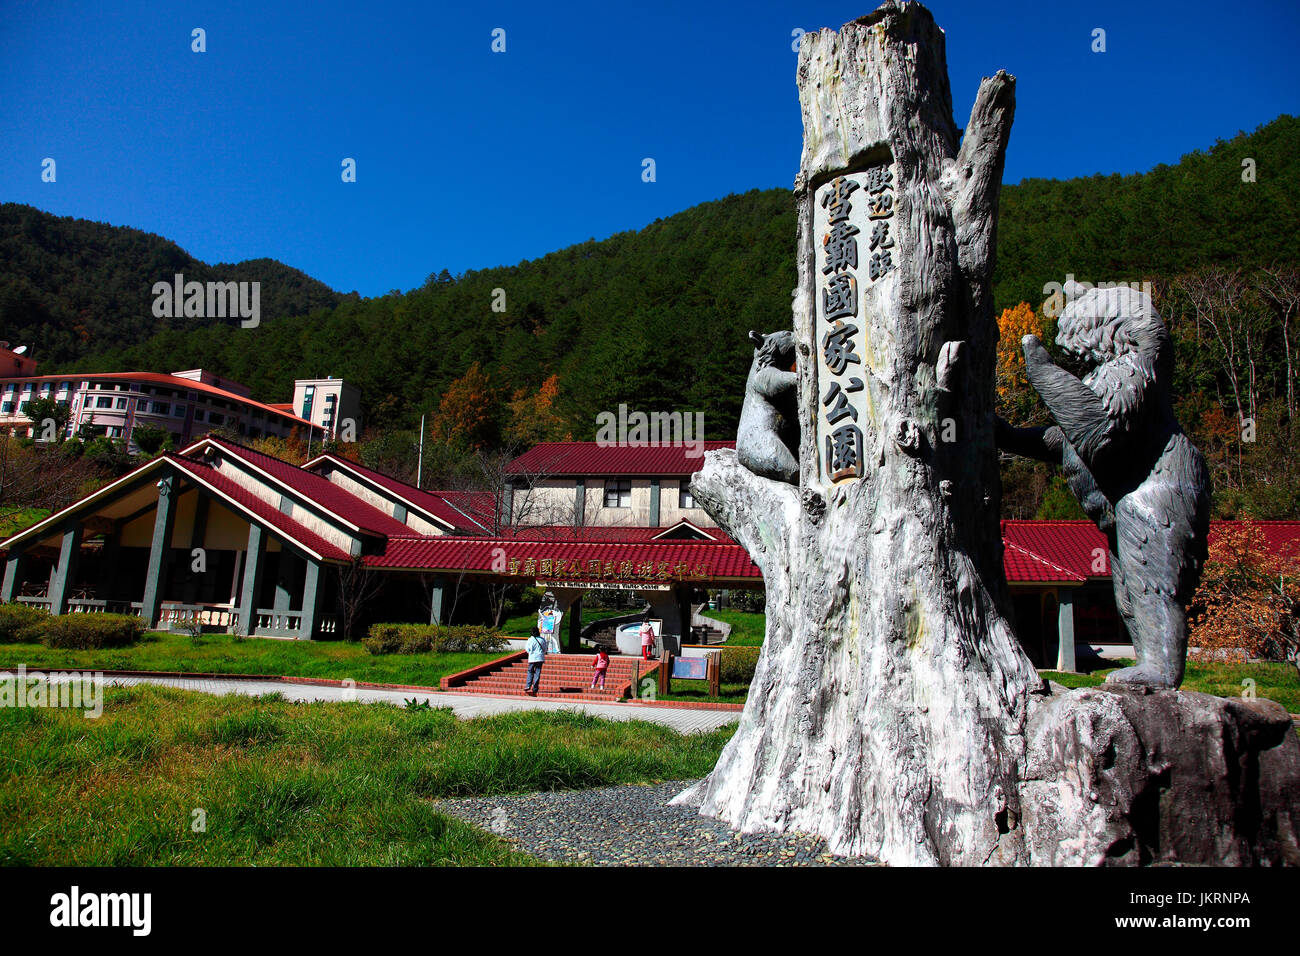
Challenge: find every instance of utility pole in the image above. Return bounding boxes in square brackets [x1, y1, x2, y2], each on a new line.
[416, 413, 425, 489]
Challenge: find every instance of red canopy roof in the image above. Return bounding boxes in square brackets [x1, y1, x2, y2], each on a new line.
[365, 533, 760, 582]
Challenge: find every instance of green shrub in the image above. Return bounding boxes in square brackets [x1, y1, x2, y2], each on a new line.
[719, 646, 761, 684]
[0, 603, 51, 643]
[363, 623, 508, 656]
[727, 589, 766, 613]
[40, 613, 146, 650]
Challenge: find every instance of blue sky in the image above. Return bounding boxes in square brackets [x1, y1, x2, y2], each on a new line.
[2, 0, 1297, 297]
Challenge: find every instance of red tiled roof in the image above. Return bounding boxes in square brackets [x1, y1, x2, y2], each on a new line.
[1207, 520, 1300, 558]
[1002, 540, 1086, 584]
[168, 456, 350, 561]
[433, 490, 498, 529]
[494, 524, 731, 544]
[506, 441, 735, 477]
[364, 534, 761, 581]
[1002, 520, 1110, 578]
[304, 453, 491, 533]
[202, 437, 412, 538]
[1001, 519, 1300, 584]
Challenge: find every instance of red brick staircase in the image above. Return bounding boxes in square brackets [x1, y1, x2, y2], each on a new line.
[440, 652, 649, 703]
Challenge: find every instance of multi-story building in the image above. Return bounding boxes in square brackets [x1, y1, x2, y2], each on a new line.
[288, 377, 362, 441]
[503, 442, 733, 530]
[0, 344, 356, 453]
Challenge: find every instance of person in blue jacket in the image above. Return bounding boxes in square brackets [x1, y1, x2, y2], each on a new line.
[524, 626, 547, 696]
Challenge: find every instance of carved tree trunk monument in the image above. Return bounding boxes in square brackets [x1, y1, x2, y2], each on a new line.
[675, 2, 1300, 866]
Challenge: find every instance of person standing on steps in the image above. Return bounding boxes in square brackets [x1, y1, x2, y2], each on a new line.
[591, 647, 610, 690]
[639, 617, 656, 661]
[524, 625, 547, 696]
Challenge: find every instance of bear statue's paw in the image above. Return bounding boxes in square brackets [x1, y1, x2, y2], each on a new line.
[1104, 664, 1180, 691]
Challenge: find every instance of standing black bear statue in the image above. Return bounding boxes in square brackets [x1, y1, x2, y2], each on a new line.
[998, 282, 1211, 689]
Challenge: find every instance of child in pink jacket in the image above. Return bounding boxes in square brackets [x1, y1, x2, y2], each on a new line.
[591, 648, 610, 689]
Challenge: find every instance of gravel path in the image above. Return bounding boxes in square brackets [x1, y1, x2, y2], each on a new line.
[435, 780, 879, 866]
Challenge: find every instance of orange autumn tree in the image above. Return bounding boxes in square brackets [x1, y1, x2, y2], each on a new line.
[505, 374, 572, 446]
[995, 301, 1047, 421]
[431, 362, 498, 451]
[1189, 517, 1300, 663]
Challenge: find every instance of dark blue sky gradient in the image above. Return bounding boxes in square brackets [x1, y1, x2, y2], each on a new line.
[2, 0, 1296, 296]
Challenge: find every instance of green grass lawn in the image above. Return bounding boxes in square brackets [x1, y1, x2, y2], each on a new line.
[1042, 659, 1300, 713]
[706, 609, 766, 645]
[0, 683, 735, 865]
[0, 632, 502, 688]
[651, 677, 750, 705]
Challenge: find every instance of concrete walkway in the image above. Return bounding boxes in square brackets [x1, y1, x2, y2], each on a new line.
[43, 672, 741, 735]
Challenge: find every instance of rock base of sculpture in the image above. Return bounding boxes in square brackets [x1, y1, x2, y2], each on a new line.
[1020, 683, 1300, 866]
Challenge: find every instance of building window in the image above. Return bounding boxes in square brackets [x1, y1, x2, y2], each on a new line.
[680, 482, 696, 509]
[208, 413, 224, 426]
[115, 398, 128, 410]
[193, 410, 205, 422]
[1, 402, 12, 414]
[173, 404, 186, 417]
[301, 385, 315, 421]
[603, 479, 632, 508]
[149, 401, 170, 415]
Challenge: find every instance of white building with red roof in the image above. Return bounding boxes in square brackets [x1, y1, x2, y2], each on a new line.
[0, 343, 358, 451]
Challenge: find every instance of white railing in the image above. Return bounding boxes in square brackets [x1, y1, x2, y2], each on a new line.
[158, 603, 239, 632]
[255, 608, 303, 637]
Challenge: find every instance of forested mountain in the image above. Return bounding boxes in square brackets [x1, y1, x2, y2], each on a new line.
[0, 204, 348, 365]
[5, 117, 1298, 509]
[994, 115, 1300, 308]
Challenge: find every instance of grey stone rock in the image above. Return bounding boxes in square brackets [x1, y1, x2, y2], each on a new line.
[1021, 683, 1300, 866]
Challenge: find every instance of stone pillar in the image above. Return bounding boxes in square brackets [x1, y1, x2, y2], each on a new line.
[566, 595, 582, 654]
[2, 550, 25, 603]
[48, 524, 84, 615]
[574, 478, 586, 528]
[1056, 588, 1077, 673]
[238, 524, 266, 637]
[299, 558, 324, 641]
[140, 475, 178, 626]
[429, 575, 446, 625]
[649, 478, 661, 527]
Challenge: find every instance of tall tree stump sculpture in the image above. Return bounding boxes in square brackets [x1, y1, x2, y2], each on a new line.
[675, 1, 1300, 867]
